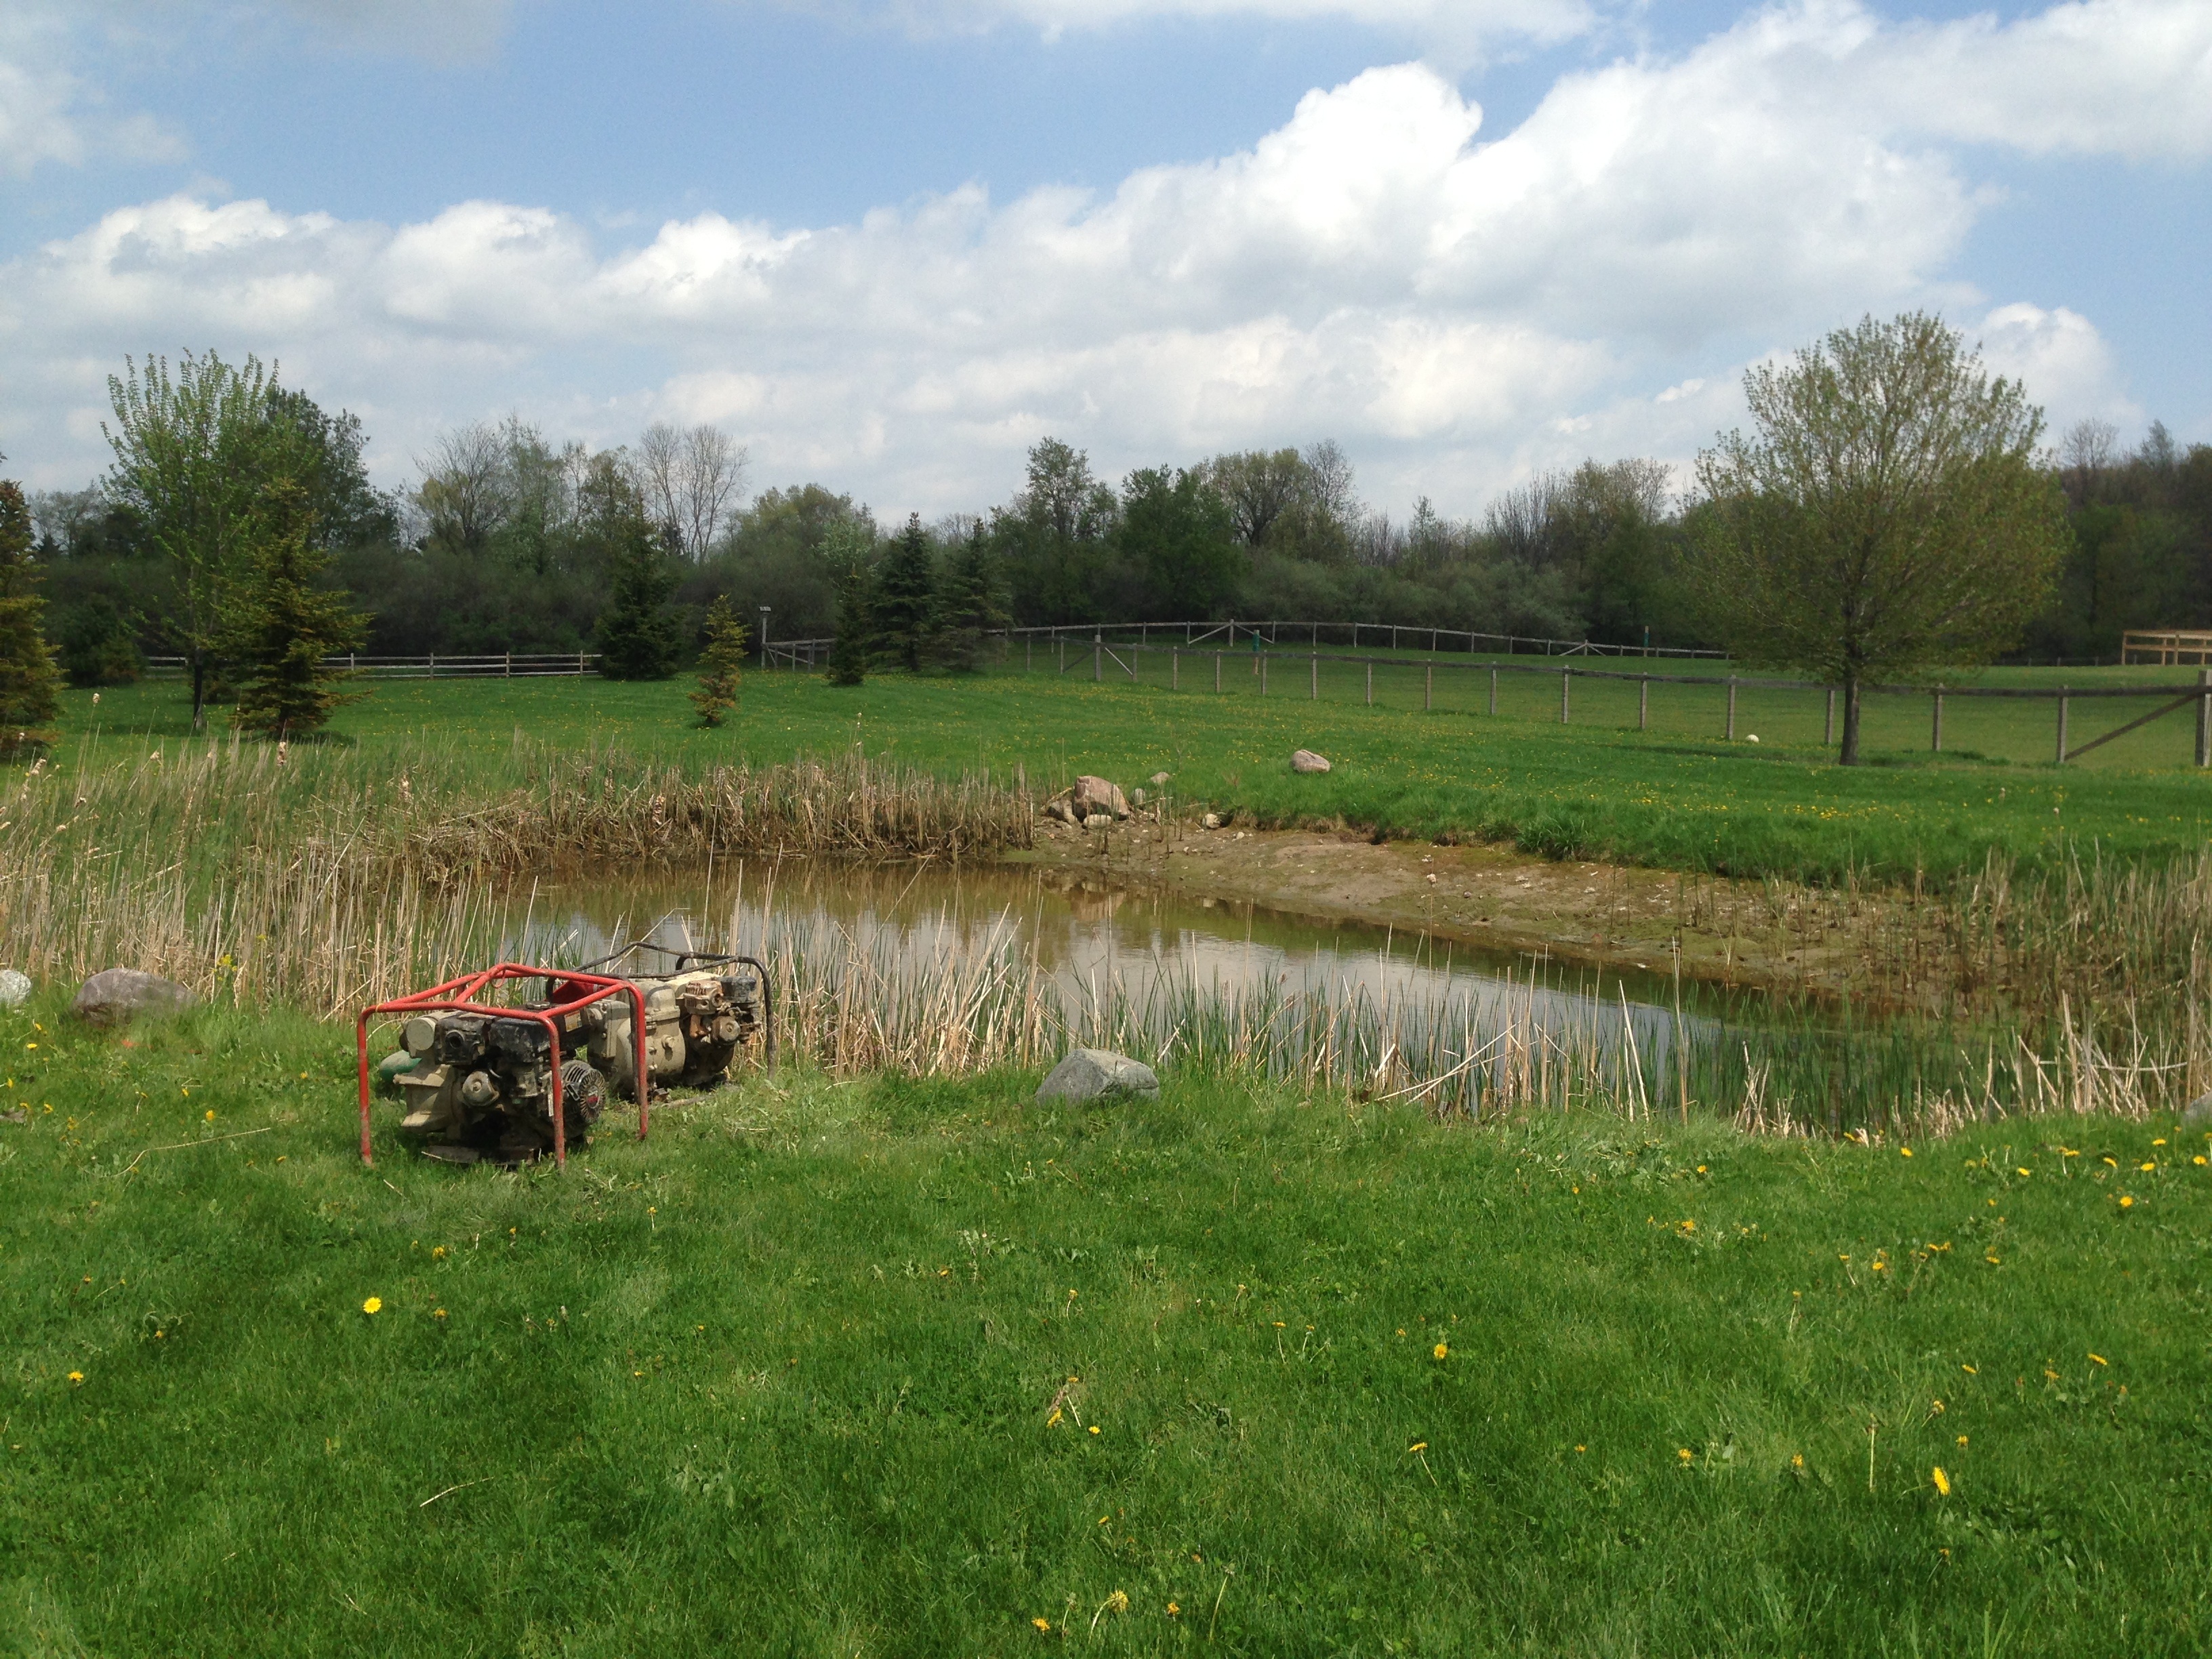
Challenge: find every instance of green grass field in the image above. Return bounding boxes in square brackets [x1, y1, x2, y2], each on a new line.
[5, 994, 2209, 1656]
[56, 653, 2212, 887]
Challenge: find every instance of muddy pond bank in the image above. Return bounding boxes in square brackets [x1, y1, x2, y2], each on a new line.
[1015, 815, 1931, 1008]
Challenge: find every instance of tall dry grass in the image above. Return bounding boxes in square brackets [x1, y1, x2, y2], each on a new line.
[0, 736, 1030, 1015]
[5, 734, 2203, 1138]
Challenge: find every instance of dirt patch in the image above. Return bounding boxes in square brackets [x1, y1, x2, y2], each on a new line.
[1011, 813, 1908, 1000]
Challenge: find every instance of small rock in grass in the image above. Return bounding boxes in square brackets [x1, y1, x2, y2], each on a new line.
[1082, 812, 1113, 830]
[1149, 771, 1170, 787]
[1292, 749, 1332, 773]
[1131, 787, 1147, 807]
[1035, 1047, 1160, 1103]
[2182, 1092, 2212, 1131]
[70, 968, 196, 1029]
[0, 968, 30, 1008]
[1202, 813, 1223, 830]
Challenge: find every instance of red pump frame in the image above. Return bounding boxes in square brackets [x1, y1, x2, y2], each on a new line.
[355, 964, 649, 1169]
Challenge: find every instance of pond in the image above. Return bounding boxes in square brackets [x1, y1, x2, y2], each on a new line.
[504, 859, 1731, 1072]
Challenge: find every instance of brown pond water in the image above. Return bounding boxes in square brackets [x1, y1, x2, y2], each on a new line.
[501, 859, 1732, 1061]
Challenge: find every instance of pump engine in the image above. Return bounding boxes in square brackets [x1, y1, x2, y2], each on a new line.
[383, 951, 770, 1164]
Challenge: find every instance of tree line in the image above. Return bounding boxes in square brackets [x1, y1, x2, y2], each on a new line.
[5, 318, 2209, 758]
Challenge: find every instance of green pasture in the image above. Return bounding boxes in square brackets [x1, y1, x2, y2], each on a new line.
[4, 997, 2207, 1656]
[57, 654, 2212, 887]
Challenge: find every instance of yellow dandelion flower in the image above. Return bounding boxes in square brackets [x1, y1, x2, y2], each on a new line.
[2139, 1162, 2157, 1172]
[1961, 1364, 1977, 1374]
[1790, 1454, 1804, 1468]
[361, 1296, 382, 1315]
[1678, 1448, 1692, 1462]
[68, 1371, 84, 1385]
[2152, 1138, 2166, 1147]
[2102, 1155, 2118, 1167]
[1033, 1617, 1052, 1632]
[1433, 1342, 1449, 1360]
[2196, 1156, 2207, 1166]
[1088, 1425, 1101, 1435]
[1105, 1591, 1128, 1614]
[2089, 1353, 2107, 1366]
[203, 1109, 215, 1122]
[1956, 1435, 1968, 1447]
[1900, 1148, 1912, 1158]
[433, 1309, 447, 1320]
[2119, 1195, 2135, 1208]
[1167, 1602, 1181, 1616]
[2015, 1167, 2030, 1177]
[1408, 1441, 1428, 1453]
[432, 1246, 447, 1259]
[1931, 1467, 1950, 1497]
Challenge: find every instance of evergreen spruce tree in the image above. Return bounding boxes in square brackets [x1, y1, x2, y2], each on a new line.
[689, 595, 751, 726]
[598, 508, 682, 680]
[230, 476, 367, 739]
[933, 525, 1010, 672]
[0, 479, 64, 755]
[870, 512, 937, 671]
[825, 563, 869, 687]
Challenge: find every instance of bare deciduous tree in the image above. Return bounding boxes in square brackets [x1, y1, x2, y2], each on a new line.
[414, 422, 510, 555]
[636, 422, 748, 560]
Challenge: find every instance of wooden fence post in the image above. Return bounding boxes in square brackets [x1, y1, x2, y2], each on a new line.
[1026, 637, 1032, 674]
[1639, 675, 1649, 731]
[1366, 661, 1374, 707]
[1311, 654, 1318, 699]
[1214, 652, 1222, 693]
[1261, 653, 1269, 696]
[2056, 689, 2070, 763]
[1172, 648, 1179, 691]
[1931, 691, 1944, 753]
[2198, 669, 2210, 768]
[1726, 676, 1737, 741]
[1092, 634, 1101, 682]
[1425, 664, 1433, 712]
[1489, 668, 1498, 716]
[1560, 668, 1571, 724]
[1824, 687, 1835, 747]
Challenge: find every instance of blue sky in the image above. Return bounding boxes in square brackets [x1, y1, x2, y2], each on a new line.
[2, 0, 2207, 518]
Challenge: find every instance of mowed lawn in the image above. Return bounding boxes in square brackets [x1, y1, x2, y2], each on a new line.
[56, 657, 2212, 885]
[5, 998, 2209, 1654]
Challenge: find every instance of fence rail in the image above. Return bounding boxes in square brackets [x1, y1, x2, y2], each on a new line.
[144, 653, 602, 680]
[2123, 630, 2212, 666]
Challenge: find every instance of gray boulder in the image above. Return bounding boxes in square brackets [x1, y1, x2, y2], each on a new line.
[1042, 775, 1132, 826]
[1292, 749, 1332, 773]
[1035, 1047, 1160, 1103]
[0, 969, 29, 1008]
[70, 968, 197, 1029]
[2182, 1092, 2212, 1132]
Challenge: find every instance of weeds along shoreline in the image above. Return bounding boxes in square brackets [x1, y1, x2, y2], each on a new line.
[0, 735, 1032, 1013]
[5, 734, 2211, 1138]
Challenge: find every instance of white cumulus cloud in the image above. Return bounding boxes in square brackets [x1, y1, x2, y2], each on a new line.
[1, 0, 2194, 511]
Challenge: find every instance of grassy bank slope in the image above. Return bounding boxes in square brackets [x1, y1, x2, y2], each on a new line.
[58, 667, 2212, 886]
[5, 999, 2207, 1655]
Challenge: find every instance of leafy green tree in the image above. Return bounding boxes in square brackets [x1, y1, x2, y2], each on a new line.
[54, 597, 144, 687]
[229, 477, 368, 739]
[933, 526, 1009, 672]
[996, 438, 1124, 624]
[1118, 466, 1240, 619]
[0, 479, 62, 753]
[594, 465, 683, 678]
[104, 352, 291, 729]
[1685, 312, 2067, 764]
[689, 595, 752, 726]
[870, 513, 936, 671]
[825, 563, 869, 687]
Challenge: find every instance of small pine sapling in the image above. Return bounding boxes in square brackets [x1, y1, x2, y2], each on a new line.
[690, 596, 752, 727]
[229, 476, 368, 739]
[825, 563, 870, 687]
[0, 480, 64, 755]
